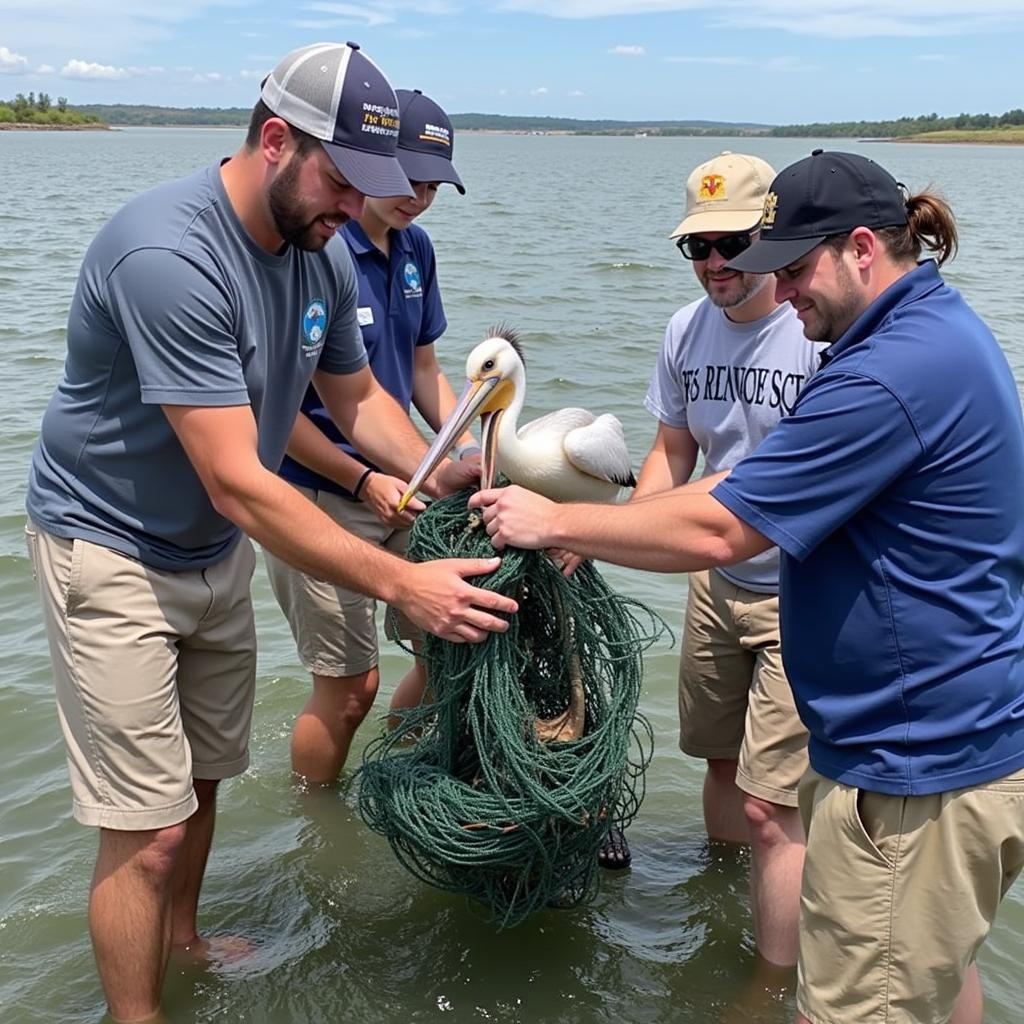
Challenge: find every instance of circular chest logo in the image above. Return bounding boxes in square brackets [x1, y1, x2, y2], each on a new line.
[302, 299, 327, 350]
[403, 261, 422, 296]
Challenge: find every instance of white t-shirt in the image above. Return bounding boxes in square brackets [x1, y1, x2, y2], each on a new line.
[644, 298, 823, 592]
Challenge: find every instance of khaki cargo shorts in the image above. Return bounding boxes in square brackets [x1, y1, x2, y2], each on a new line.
[26, 522, 257, 831]
[797, 766, 1024, 1024]
[264, 485, 416, 678]
[678, 568, 808, 807]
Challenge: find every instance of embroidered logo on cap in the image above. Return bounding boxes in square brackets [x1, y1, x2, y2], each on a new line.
[419, 122, 451, 148]
[699, 174, 726, 201]
[762, 191, 779, 230]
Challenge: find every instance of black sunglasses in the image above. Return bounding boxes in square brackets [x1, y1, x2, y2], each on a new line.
[675, 232, 754, 262]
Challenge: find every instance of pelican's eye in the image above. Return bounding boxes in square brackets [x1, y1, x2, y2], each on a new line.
[482, 359, 496, 371]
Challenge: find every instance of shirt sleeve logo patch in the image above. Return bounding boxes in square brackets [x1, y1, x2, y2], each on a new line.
[302, 299, 328, 357]
[402, 261, 422, 299]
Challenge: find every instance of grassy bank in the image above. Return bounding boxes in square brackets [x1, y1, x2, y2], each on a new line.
[898, 126, 1024, 144]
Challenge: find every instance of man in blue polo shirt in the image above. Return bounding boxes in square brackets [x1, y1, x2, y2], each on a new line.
[468, 151, 1024, 1024]
[266, 89, 478, 783]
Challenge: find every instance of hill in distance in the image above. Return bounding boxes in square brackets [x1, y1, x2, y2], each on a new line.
[70, 103, 773, 135]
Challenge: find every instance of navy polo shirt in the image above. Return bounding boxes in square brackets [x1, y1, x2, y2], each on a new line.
[279, 221, 447, 497]
[714, 261, 1024, 796]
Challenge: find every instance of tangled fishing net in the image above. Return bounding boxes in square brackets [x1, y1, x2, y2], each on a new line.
[355, 487, 666, 927]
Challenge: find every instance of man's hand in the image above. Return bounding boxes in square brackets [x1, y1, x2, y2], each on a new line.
[546, 547, 585, 577]
[400, 557, 518, 642]
[362, 472, 425, 529]
[468, 486, 558, 551]
[432, 457, 480, 498]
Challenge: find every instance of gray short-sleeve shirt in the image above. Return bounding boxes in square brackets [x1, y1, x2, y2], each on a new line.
[645, 298, 822, 591]
[27, 164, 367, 569]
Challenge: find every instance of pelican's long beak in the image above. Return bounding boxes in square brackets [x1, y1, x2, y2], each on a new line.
[397, 376, 501, 512]
[479, 408, 504, 491]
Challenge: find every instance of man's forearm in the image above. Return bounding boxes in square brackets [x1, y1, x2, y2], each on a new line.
[286, 412, 366, 492]
[327, 385, 430, 483]
[547, 485, 763, 573]
[216, 465, 405, 602]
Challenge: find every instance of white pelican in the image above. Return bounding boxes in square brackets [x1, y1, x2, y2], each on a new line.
[398, 327, 636, 511]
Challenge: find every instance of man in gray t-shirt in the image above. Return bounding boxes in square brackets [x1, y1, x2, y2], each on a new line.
[24, 42, 515, 1023]
[631, 153, 820, 968]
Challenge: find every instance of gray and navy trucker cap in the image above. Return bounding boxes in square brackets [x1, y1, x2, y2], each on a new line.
[395, 89, 465, 195]
[261, 41, 413, 198]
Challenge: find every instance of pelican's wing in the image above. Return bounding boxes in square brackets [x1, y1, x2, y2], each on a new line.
[563, 413, 636, 487]
[518, 406, 594, 440]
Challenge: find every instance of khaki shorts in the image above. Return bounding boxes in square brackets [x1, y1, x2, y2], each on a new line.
[797, 767, 1024, 1024]
[26, 522, 257, 831]
[678, 568, 808, 807]
[264, 485, 415, 678]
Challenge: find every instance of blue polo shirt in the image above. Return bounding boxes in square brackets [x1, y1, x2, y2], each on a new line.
[713, 261, 1024, 796]
[279, 221, 447, 497]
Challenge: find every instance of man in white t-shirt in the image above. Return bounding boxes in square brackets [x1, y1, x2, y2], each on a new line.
[632, 152, 821, 968]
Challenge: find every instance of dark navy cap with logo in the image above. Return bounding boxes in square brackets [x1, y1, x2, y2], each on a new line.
[395, 89, 465, 194]
[260, 41, 413, 198]
[726, 150, 908, 274]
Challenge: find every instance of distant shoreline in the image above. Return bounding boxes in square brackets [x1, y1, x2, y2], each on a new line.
[4, 121, 1022, 146]
[0, 122, 111, 132]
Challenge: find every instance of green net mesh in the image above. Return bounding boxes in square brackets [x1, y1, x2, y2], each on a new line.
[354, 487, 667, 927]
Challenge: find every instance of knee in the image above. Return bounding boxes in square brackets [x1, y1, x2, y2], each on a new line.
[120, 822, 189, 882]
[743, 795, 801, 849]
[339, 686, 377, 726]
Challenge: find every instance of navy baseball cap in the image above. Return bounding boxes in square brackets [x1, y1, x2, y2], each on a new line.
[395, 89, 465, 194]
[261, 41, 413, 198]
[726, 150, 908, 274]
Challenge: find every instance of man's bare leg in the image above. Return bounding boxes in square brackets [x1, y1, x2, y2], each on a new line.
[170, 779, 217, 949]
[90, 823, 187, 1022]
[704, 759, 748, 844]
[744, 796, 804, 967]
[291, 669, 380, 782]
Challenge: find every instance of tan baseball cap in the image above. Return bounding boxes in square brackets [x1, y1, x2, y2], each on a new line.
[669, 151, 776, 238]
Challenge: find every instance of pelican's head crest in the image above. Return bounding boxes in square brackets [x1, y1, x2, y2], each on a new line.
[467, 325, 526, 382]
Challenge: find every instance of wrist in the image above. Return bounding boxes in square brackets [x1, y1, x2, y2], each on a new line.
[352, 467, 374, 499]
[454, 441, 481, 461]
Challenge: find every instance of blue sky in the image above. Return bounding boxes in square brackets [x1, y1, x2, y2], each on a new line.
[1, 1, 1022, 123]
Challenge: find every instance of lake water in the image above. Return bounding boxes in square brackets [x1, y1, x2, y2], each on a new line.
[2, 128, 1023, 1024]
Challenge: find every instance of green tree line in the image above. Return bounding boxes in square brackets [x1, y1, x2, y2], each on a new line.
[769, 108, 1024, 138]
[0, 92, 103, 125]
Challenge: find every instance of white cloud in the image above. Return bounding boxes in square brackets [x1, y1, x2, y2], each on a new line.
[608, 44, 645, 55]
[531, 85, 548, 94]
[665, 54, 748, 64]
[500, 0, 1024, 39]
[665, 52, 815, 71]
[0, 46, 30, 71]
[300, 3, 395, 26]
[569, 88, 584, 95]
[37, 63, 55, 73]
[916, 52, 949, 60]
[61, 58, 130, 79]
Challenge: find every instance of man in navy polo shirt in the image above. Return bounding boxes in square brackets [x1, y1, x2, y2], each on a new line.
[469, 151, 1024, 1024]
[267, 89, 478, 783]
